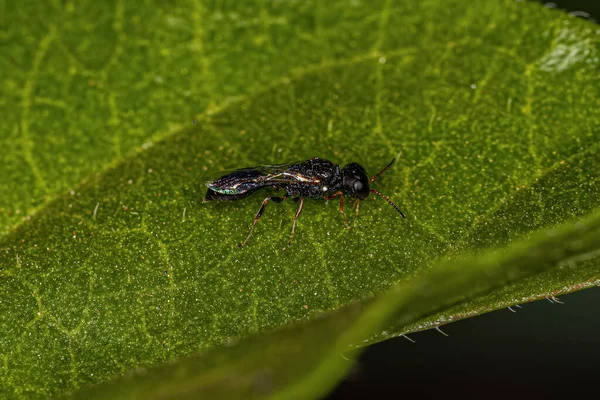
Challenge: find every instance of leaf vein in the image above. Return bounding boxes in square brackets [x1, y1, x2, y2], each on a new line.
[19, 25, 57, 195]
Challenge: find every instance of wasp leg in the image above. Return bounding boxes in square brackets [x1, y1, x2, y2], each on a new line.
[284, 197, 305, 250]
[353, 199, 360, 220]
[325, 190, 350, 230]
[240, 195, 286, 247]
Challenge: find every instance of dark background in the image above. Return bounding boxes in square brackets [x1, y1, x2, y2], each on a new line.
[329, 1, 600, 398]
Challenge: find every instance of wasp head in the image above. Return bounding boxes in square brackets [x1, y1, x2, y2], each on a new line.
[341, 163, 370, 199]
[340, 159, 405, 218]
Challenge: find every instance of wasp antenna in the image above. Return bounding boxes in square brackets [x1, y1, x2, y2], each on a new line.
[370, 158, 395, 183]
[370, 189, 405, 218]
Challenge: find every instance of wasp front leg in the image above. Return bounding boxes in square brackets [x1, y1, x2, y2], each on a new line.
[325, 191, 350, 230]
[353, 199, 360, 220]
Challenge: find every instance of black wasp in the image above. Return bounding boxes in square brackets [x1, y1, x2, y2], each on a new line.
[202, 157, 405, 248]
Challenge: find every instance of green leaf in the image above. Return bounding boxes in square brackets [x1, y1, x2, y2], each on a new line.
[66, 209, 600, 400]
[1, 0, 599, 398]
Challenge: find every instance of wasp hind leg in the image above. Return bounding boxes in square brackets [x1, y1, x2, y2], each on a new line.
[239, 195, 287, 247]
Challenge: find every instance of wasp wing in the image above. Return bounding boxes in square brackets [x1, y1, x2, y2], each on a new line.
[205, 160, 321, 196]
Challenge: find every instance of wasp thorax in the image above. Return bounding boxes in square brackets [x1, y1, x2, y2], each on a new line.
[341, 163, 370, 199]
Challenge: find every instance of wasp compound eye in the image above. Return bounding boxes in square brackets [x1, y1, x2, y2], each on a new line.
[353, 179, 369, 199]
